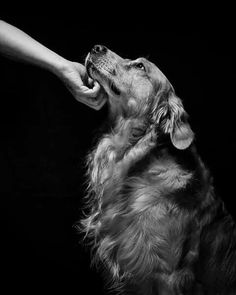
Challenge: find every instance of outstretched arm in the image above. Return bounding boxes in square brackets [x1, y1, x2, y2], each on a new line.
[0, 20, 106, 110]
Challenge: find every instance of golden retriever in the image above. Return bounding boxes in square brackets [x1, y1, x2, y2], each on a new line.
[79, 45, 236, 295]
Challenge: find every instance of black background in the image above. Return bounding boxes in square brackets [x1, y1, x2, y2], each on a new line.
[0, 16, 235, 294]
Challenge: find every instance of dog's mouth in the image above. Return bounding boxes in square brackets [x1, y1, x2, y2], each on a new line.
[85, 55, 121, 96]
[85, 59, 97, 79]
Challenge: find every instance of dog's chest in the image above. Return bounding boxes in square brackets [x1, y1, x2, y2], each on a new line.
[89, 126, 134, 188]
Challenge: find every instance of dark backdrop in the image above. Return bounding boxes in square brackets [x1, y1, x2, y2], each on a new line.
[0, 16, 235, 294]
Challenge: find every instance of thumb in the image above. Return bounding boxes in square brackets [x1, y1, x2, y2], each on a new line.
[79, 81, 101, 98]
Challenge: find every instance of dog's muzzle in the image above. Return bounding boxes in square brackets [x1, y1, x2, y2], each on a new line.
[85, 45, 121, 96]
[85, 45, 108, 77]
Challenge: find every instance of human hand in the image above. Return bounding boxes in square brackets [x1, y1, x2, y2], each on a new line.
[0, 21, 107, 109]
[57, 61, 107, 110]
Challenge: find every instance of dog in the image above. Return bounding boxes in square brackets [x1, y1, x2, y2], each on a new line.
[79, 45, 236, 294]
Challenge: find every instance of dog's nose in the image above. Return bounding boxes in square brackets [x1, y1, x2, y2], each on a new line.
[91, 45, 107, 54]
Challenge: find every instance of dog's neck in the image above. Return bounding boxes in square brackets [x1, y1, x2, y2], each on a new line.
[113, 116, 149, 140]
[88, 115, 156, 190]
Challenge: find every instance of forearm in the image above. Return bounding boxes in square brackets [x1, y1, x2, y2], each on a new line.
[0, 20, 105, 109]
[0, 20, 68, 74]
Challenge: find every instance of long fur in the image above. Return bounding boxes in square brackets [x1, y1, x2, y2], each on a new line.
[79, 48, 236, 295]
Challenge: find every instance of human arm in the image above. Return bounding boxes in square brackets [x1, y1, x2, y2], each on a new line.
[0, 20, 106, 110]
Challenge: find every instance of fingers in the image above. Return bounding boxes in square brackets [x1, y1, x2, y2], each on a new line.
[87, 77, 94, 87]
[74, 94, 107, 110]
[91, 80, 100, 93]
[79, 80, 101, 98]
[61, 61, 105, 105]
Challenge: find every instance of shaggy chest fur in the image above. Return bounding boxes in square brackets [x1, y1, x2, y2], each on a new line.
[81, 122, 236, 294]
[81, 117, 209, 292]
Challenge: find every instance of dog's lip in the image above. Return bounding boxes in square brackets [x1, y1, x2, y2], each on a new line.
[85, 60, 95, 79]
[85, 53, 95, 78]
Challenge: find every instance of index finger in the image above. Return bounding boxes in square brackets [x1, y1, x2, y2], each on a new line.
[80, 81, 101, 97]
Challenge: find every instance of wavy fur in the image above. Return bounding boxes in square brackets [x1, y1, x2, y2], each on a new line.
[79, 46, 236, 295]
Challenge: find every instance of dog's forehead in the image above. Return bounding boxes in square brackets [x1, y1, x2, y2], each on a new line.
[148, 60, 167, 80]
[124, 57, 148, 64]
[118, 56, 167, 85]
[145, 59, 159, 71]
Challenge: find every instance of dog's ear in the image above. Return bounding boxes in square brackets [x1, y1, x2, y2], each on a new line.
[157, 94, 194, 150]
[170, 117, 194, 150]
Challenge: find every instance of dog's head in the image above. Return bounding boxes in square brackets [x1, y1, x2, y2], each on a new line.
[86, 45, 194, 150]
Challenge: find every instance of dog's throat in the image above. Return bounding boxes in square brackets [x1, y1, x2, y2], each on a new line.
[110, 82, 121, 96]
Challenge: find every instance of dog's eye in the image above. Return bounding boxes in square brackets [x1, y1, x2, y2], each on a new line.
[135, 63, 145, 71]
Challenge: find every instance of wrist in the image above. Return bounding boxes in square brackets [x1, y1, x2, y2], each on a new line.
[47, 55, 71, 77]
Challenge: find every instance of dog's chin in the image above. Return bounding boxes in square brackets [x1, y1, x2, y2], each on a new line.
[86, 66, 121, 100]
[85, 55, 122, 101]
